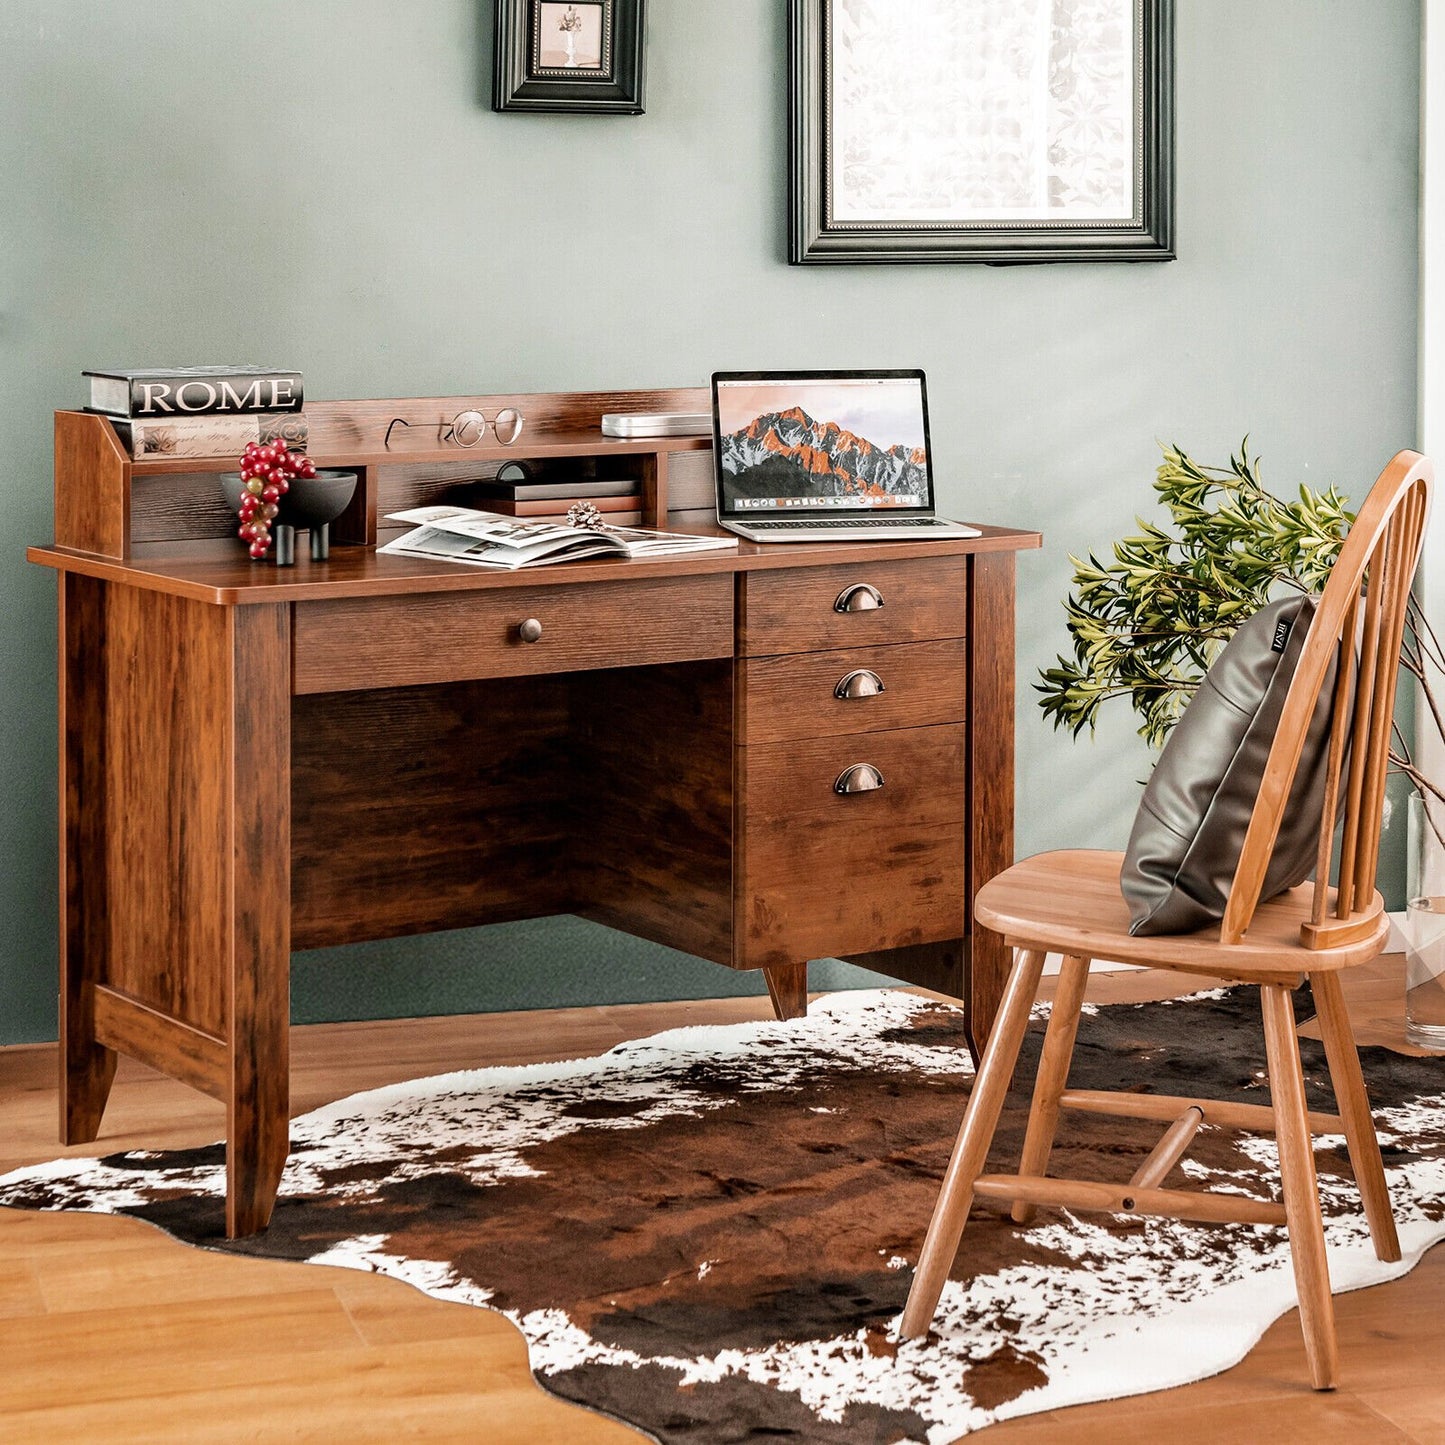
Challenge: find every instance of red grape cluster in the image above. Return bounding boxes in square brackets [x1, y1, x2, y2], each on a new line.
[235, 441, 317, 559]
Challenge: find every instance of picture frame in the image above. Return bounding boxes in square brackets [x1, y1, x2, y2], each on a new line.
[788, 0, 1174, 265]
[493, 0, 646, 114]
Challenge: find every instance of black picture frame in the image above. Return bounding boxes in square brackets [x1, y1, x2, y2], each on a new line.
[788, 0, 1174, 265]
[494, 0, 645, 114]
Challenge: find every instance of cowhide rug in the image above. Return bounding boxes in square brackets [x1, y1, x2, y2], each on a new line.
[3, 987, 1445, 1443]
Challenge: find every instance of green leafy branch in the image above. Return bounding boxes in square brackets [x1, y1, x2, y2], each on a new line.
[1036, 441, 1444, 831]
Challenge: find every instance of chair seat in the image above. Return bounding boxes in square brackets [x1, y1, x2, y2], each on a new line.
[974, 849, 1388, 976]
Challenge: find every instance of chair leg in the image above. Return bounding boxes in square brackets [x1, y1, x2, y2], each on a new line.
[1261, 984, 1339, 1391]
[1012, 954, 1092, 1224]
[900, 948, 1047, 1340]
[1310, 971, 1401, 1263]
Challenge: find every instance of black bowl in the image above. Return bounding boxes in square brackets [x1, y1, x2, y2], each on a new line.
[220, 468, 358, 531]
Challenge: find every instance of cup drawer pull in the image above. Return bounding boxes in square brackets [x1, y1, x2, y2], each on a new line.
[834, 668, 886, 700]
[517, 617, 544, 643]
[834, 763, 885, 795]
[834, 583, 884, 613]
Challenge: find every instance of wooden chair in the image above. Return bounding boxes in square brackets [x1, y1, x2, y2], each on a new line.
[900, 451, 1434, 1389]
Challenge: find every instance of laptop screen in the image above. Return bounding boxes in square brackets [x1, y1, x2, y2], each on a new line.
[712, 370, 934, 518]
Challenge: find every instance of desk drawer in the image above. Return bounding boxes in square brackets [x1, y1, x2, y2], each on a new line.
[738, 638, 967, 745]
[737, 722, 966, 968]
[740, 555, 966, 656]
[293, 573, 733, 694]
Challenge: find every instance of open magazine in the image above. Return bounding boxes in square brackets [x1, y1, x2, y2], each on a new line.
[378, 505, 738, 570]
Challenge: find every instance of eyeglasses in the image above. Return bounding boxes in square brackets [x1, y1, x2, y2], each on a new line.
[384, 408, 525, 449]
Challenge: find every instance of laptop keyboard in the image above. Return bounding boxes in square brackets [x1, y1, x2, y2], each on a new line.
[744, 517, 942, 530]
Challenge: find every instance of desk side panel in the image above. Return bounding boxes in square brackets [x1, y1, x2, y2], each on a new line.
[102, 587, 234, 1039]
[55, 411, 130, 559]
[61, 583, 293, 1155]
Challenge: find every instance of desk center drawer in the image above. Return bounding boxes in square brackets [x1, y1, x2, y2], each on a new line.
[293, 573, 733, 693]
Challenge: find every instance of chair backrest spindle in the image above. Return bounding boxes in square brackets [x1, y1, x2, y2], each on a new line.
[1350, 503, 1420, 914]
[1344, 538, 1402, 917]
[1309, 589, 1359, 929]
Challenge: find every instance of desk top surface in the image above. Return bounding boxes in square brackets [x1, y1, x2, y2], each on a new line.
[29, 520, 1042, 606]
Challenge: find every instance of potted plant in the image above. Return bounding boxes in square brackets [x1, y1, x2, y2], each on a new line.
[1036, 441, 1445, 1045]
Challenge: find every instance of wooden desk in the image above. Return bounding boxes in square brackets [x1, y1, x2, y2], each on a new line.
[29, 391, 1040, 1236]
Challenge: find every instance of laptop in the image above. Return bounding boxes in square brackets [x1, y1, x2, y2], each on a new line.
[711, 369, 981, 543]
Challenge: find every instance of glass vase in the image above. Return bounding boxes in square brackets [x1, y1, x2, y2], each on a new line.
[1405, 789, 1445, 1050]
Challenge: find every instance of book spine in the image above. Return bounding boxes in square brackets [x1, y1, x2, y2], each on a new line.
[123, 371, 304, 417]
[117, 413, 310, 458]
[473, 477, 641, 501]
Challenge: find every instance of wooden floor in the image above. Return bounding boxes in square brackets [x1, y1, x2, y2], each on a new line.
[1, 959, 1442, 1443]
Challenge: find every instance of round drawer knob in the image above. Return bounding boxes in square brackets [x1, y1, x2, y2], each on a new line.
[834, 763, 885, 794]
[517, 617, 544, 644]
[834, 583, 884, 613]
[835, 668, 886, 700]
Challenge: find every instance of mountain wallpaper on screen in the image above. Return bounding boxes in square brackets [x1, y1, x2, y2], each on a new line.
[719, 407, 927, 501]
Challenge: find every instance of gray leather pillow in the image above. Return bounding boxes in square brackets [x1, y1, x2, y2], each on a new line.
[1121, 593, 1338, 936]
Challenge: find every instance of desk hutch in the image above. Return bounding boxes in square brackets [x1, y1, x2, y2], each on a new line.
[29, 388, 1041, 1236]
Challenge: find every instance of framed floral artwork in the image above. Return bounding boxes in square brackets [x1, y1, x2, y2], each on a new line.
[789, 0, 1174, 263]
[493, 0, 645, 113]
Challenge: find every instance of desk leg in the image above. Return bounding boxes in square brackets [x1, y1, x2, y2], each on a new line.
[59, 575, 117, 1143]
[763, 962, 808, 1020]
[966, 551, 1017, 1058]
[964, 934, 1010, 1066]
[224, 605, 292, 1238]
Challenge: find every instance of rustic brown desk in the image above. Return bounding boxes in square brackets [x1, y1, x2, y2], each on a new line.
[29, 389, 1040, 1237]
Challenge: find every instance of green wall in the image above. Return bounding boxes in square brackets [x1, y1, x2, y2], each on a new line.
[0, 2, 1421, 1044]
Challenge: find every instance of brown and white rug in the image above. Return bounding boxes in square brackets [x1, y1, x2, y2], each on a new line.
[3, 987, 1444, 1443]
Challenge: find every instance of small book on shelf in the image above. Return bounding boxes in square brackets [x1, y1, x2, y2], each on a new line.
[378, 506, 737, 571]
[110, 413, 309, 459]
[473, 476, 638, 502]
[83, 366, 304, 418]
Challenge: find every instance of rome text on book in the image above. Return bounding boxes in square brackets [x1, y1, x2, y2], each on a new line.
[83, 366, 304, 418]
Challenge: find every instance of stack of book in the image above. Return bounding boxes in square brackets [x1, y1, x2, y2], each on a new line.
[470, 474, 643, 526]
[83, 366, 307, 459]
